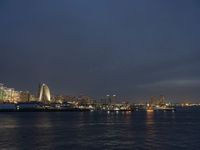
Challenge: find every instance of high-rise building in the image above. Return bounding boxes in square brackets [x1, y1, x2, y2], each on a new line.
[38, 83, 51, 102]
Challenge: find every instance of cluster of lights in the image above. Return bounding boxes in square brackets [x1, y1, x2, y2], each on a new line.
[0, 83, 26, 103]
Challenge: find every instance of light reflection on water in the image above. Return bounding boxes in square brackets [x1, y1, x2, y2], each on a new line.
[145, 111, 158, 149]
[0, 109, 199, 150]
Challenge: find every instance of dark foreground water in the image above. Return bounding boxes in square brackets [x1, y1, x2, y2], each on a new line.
[0, 108, 200, 150]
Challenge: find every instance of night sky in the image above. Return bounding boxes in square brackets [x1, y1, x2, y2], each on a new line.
[0, 0, 200, 101]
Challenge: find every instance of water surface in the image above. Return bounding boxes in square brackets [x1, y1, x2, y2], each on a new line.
[0, 108, 200, 150]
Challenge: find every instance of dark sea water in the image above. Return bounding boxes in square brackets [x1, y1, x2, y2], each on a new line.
[0, 108, 200, 150]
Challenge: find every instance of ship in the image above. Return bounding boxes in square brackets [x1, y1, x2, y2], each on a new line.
[154, 105, 175, 111]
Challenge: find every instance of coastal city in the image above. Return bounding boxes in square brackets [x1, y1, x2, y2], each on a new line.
[1, 1, 200, 149]
[0, 83, 198, 112]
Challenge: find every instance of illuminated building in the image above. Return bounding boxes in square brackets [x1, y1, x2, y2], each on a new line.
[0, 84, 20, 103]
[38, 83, 51, 102]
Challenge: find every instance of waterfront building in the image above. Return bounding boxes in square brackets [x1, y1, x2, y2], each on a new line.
[38, 83, 51, 102]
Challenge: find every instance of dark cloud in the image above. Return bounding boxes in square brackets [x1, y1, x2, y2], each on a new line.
[0, 0, 200, 101]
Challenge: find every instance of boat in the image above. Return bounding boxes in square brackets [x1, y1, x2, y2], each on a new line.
[146, 105, 175, 112]
[154, 105, 175, 111]
[146, 106, 154, 112]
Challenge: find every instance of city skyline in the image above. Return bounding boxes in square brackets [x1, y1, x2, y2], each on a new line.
[0, 1, 200, 101]
[0, 82, 198, 103]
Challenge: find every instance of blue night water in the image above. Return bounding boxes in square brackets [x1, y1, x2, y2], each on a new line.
[0, 108, 200, 150]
